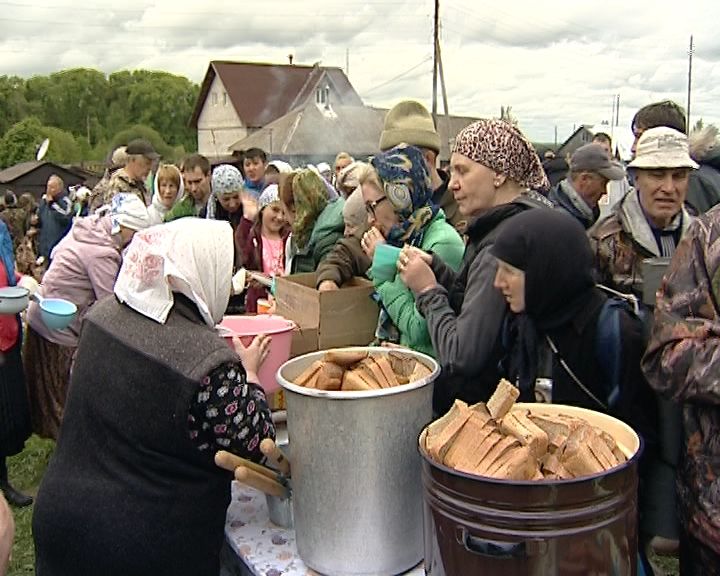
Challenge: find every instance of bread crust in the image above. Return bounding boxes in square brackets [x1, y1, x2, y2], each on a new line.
[294, 360, 323, 387]
[323, 349, 369, 367]
[486, 379, 519, 420]
[426, 400, 472, 463]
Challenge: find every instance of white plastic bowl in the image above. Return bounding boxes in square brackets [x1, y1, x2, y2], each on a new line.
[0, 286, 29, 315]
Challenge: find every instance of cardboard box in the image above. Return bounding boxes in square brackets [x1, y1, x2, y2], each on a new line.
[275, 273, 379, 356]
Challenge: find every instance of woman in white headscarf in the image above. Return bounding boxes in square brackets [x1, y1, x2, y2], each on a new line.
[147, 163, 184, 225]
[33, 218, 275, 576]
[24, 193, 153, 441]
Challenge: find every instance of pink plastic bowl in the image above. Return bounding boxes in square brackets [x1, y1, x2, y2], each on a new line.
[219, 315, 295, 394]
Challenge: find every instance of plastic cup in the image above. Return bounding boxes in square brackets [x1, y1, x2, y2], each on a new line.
[372, 244, 402, 283]
[257, 298, 271, 314]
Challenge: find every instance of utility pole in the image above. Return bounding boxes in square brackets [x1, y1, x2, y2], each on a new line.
[687, 35, 694, 130]
[432, 0, 439, 121]
[346, 48, 350, 78]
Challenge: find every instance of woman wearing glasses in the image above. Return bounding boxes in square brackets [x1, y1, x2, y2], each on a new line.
[358, 144, 464, 357]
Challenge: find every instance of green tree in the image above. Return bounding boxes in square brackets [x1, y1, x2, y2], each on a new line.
[25, 68, 109, 146]
[0, 75, 28, 138]
[109, 124, 177, 162]
[109, 70, 198, 150]
[0, 116, 44, 168]
[0, 117, 83, 168]
[43, 126, 82, 164]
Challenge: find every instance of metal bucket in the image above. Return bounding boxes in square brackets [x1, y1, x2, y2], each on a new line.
[420, 403, 642, 576]
[277, 347, 439, 576]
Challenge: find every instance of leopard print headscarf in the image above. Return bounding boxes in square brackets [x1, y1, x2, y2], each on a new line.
[452, 119, 549, 191]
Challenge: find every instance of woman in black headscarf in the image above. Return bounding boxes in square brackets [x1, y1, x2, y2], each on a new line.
[491, 208, 662, 574]
[490, 208, 654, 423]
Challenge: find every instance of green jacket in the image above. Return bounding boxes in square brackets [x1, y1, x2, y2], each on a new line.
[373, 211, 464, 357]
[164, 195, 204, 222]
[290, 198, 345, 274]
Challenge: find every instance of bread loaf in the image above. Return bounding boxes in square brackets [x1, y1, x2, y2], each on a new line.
[425, 380, 630, 482]
[486, 379, 520, 420]
[341, 370, 376, 391]
[316, 362, 344, 391]
[426, 400, 472, 463]
[443, 412, 494, 469]
[494, 446, 539, 481]
[293, 350, 430, 390]
[500, 410, 549, 458]
[323, 349, 369, 367]
[294, 360, 323, 388]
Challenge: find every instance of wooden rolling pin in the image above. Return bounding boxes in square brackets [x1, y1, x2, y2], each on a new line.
[260, 438, 291, 476]
[214, 450, 279, 482]
[235, 465, 287, 498]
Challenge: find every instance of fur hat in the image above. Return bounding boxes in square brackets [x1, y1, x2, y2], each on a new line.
[379, 101, 441, 153]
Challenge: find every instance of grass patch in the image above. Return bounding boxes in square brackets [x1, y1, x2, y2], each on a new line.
[5, 435, 54, 576]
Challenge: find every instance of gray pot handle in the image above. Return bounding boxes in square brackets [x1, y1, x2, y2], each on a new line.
[457, 527, 547, 559]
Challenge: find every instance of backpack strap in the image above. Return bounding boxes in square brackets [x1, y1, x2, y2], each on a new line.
[595, 299, 623, 408]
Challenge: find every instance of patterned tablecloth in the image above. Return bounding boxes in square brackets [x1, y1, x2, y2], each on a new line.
[225, 482, 425, 576]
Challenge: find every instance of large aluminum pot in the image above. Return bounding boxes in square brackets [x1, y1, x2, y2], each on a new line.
[277, 347, 439, 576]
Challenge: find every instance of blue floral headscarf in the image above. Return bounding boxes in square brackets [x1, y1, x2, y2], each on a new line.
[370, 144, 439, 247]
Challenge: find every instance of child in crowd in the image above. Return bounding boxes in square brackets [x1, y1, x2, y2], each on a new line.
[242, 148, 268, 198]
[240, 185, 289, 313]
[148, 164, 184, 225]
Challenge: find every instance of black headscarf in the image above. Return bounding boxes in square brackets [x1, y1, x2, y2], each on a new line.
[491, 209, 597, 395]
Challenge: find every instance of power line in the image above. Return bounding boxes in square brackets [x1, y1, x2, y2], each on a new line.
[361, 55, 433, 95]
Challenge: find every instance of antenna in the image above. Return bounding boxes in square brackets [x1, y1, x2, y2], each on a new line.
[36, 138, 50, 161]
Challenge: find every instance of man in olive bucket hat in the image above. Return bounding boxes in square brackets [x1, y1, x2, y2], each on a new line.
[379, 101, 464, 231]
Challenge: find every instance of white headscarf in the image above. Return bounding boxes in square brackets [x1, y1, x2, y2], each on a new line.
[114, 218, 233, 327]
[110, 193, 153, 234]
[151, 165, 185, 211]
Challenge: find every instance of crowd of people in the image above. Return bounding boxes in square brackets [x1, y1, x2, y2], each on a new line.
[0, 97, 718, 575]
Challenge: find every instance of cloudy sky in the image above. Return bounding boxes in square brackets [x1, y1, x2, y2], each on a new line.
[2, 0, 718, 143]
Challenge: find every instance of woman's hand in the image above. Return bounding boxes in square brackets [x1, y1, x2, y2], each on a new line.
[233, 334, 271, 383]
[17, 275, 39, 296]
[398, 249, 437, 295]
[401, 245, 432, 265]
[361, 227, 386, 259]
[318, 280, 339, 292]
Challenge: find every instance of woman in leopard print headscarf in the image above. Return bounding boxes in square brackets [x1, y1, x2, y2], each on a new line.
[397, 118, 553, 415]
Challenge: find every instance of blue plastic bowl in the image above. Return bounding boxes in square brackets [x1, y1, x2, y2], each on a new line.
[40, 298, 78, 330]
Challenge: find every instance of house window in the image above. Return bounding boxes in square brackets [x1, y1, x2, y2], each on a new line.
[316, 84, 330, 106]
[212, 93, 218, 106]
[223, 92, 227, 106]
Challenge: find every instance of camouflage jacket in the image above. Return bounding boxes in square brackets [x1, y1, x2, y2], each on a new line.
[589, 189, 692, 299]
[641, 205, 720, 555]
[89, 168, 148, 212]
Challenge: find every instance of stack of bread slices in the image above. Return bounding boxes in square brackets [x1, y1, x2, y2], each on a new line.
[425, 380, 628, 481]
[293, 349, 432, 391]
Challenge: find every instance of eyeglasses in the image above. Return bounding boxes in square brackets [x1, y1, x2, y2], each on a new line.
[365, 196, 388, 217]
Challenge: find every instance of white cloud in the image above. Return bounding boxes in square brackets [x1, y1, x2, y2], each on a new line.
[0, 0, 718, 142]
